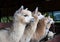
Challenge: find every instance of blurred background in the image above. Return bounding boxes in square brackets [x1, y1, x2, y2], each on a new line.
[0, 0, 60, 37]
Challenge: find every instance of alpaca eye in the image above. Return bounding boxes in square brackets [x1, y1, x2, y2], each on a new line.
[38, 14, 40, 16]
[49, 20, 51, 22]
[24, 15, 28, 17]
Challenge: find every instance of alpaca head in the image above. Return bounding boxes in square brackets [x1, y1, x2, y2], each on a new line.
[32, 7, 44, 20]
[44, 16, 54, 25]
[14, 6, 34, 24]
[44, 16, 54, 35]
[47, 16, 54, 24]
[46, 16, 54, 29]
[48, 31, 56, 40]
[37, 12, 45, 20]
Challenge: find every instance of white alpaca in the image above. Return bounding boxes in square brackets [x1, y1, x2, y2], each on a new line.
[45, 16, 54, 36]
[0, 6, 34, 42]
[47, 31, 55, 40]
[20, 7, 44, 42]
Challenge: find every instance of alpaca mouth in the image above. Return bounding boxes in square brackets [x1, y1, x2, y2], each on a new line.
[51, 21, 55, 25]
[30, 18, 35, 22]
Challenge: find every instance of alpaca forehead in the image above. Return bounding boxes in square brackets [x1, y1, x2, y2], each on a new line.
[38, 12, 44, 19]
[38, 12, 41, 14]
[21, 10, 32, 15]
[44, 17, 48, 20]
[49, 18, 53, 21]
[45, 17, 53, 21]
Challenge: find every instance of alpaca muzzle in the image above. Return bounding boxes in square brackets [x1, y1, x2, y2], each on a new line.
[30, 18, 34, 22]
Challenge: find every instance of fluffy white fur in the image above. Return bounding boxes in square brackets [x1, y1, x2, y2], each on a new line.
[0, 6, 34, 42]
[47, 31, 55, 40]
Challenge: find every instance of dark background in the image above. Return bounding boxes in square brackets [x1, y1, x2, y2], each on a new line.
[0, 0, 60, 17]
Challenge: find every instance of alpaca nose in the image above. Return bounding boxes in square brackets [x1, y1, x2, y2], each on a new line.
[30, 18, 34, 22]
[52, 21, 55, 24]
[53, 21, 55, 24]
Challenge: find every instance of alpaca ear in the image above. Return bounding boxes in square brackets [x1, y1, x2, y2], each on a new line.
[14, 5, 24, 15]
[48, 15, 50, 18]
[43, 13, 47, 17]
[25, 8, 28, 10]
[18, 5, 24, 12]
[35, 7, 38, 14]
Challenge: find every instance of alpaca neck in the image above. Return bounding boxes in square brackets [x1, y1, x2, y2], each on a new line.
[34, 20, 47, 40]
[20, 19, 39, 42]
[37, 20, 46, 32]
[45, 23, 52, 35]
[47, 23, 52, 29]
[9, 21, 26, 42]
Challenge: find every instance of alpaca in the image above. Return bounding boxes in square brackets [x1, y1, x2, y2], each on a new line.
[30, 16, 54, 42]
[46, 34, 60, 42]
[20, 7, 44, 42]
[0, 6, 34, 42]
[47, 31, 55, 40]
